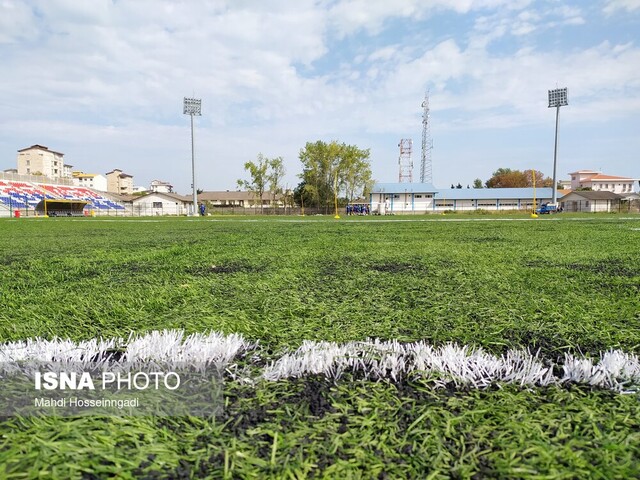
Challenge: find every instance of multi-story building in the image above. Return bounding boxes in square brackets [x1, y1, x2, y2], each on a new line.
[72, 171, 108, 191]
[569, 170, 637, 194]
[16, 145, 73, 180]
[106, 169, 134, 195]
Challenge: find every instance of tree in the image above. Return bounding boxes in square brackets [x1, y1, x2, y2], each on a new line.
[293, 181, 314, 210]
[485, 168, 552, 188]
[473, 178, 483, 189]
[340, 143, 373, 203]
[267, 157, 285, 212]
[237, 154, 270, 213]
[298, 140, 372, 209]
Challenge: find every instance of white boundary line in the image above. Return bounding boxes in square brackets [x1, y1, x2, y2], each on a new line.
[1, 330, 638, 393]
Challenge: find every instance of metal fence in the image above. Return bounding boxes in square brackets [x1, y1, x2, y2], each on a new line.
[2, 200, 639, 218]
[560, 199, 640, 213]
[0, 172, 74, 186]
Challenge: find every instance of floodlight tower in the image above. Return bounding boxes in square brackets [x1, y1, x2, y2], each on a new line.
[398, 139, 413, 183]
[420, 90, 433, 184]
[183, 97, 202, 216]
[548, 88, 568, 205]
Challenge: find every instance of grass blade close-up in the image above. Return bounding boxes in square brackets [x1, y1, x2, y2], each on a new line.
[1, 215, 639, 479]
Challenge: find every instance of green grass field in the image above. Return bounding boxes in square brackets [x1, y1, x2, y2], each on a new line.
[1, 215, 639, 478]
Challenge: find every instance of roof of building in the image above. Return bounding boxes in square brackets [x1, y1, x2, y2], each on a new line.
[585, 174, 635, 181]
[198, 191, 279, 201]
[372, 183, 555, 200]
[131, 192, 192, 203]
[560, 191, 623, 200]
[105, 169, 133, 178]
[17, 144, 65, 156]
[72, 171, 101, 179]
[372, 183, 438, 194]
[434, 187, 555, 200]
[569, 170, 600, 174]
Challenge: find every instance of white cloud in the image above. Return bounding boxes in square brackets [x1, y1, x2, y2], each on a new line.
[0, 0, 39, 44]
[0, 0, 638, 192]
[327, 0, 534, 36]
[603, 0, 640, 14]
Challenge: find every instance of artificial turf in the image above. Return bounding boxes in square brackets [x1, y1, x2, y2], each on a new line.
[0, 214, 639, 478]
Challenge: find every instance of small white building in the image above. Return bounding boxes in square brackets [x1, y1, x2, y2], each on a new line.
[568, 170, 637, 195]
[559, 191, 622, 213]
[131, 192, 192, 216]
[72, 171, 108, 191]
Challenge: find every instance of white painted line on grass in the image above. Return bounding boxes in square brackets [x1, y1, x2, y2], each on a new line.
[1, 330, 638, 393]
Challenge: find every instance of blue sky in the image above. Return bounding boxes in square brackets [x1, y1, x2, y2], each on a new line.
[1, 0, 639, 193]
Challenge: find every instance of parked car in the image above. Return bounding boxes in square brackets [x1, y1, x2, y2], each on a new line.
[536, 203, 560, 214]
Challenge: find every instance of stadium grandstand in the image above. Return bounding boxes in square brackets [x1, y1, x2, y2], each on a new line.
[0, 179, 125, 217]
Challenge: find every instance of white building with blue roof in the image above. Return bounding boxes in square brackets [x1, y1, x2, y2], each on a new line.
[370, 183, 555, 213]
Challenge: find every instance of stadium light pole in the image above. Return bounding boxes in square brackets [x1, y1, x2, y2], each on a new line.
[548, 87, 568, 205]
[183, 97, 202, 216]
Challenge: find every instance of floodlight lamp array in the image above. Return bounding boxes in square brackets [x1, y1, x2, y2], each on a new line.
[548, 88, 568, 108]
[183, 97, 202, 116]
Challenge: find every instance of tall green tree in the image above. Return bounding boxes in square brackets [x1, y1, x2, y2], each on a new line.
[472, 178, 483, 188]
[293, 181, 314, 210]
[341, 143, 373, 203]
[298, 140, 372, 208]
[237, 154, 270, 213]
[268, 156, 286, 210]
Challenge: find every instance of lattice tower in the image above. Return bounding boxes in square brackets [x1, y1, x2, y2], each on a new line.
[420, 90, 433, 184]
[398, 139, 413, 183]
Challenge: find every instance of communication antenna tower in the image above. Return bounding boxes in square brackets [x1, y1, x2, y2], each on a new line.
[420, 90, 433, 184]
[398, 139, 413, 183]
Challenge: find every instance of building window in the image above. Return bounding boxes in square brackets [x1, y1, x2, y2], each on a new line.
[152, 202, 163, 208]
[26, 160, 30, 165]
[415, 194, 422, 198]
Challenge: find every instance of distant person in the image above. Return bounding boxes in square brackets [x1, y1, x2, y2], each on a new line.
[199, 203, 206, 216]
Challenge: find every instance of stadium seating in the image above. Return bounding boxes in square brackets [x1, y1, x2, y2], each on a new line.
[0, 181, 125, 212]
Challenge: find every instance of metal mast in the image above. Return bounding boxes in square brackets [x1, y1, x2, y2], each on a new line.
[183, 97, 202, 216]
[398, 138, 413, 183]
[548, 87, 568, 205]
[420, 90, 433, 184]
